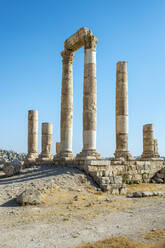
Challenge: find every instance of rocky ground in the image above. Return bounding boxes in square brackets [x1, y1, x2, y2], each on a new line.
[0, 149, 25, 167]
[1, 164, 165, 248]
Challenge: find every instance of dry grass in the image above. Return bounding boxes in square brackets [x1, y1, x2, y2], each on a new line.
[72, 236, 156, 248]
[1, 187, 134, 227]
[127, 183, 165, 194]
[2, 184, 165, 227]
[142, 229, 165, 241]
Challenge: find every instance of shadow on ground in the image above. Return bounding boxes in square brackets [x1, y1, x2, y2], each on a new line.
[0, 165, 84, 185]
[0, 198, 19, 207]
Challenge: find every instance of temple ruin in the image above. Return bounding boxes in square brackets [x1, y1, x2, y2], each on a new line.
[24, 27, 165, 193]
[58, 28, 101, 161]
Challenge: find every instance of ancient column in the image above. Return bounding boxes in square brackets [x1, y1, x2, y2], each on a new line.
[56, 142, 61, 155]
[60, 49, 75, 160]
[77, 34, 100, 159]
[154, 139, 160, 158]
[27, 110, 38, 161]
[141, 124, 155, 159]
[39, 122, 53, 161]
[114, 61, 131, 160]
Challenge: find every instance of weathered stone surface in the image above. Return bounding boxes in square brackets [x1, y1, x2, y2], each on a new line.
[39, 122, 53, 161]
[154, 178, 164, 183]
[114, 61, 132, 160]
[25, 110, 38, 163]
[132, 190, 165, 198]
[56, 142, 61, 154]
[3, 160, 21, 177]
[16, 188, 42, 205]
[59, 49, 75, 160]
[151, 167, 165, 183]
[142, 191, 153, 197]
[141, 124, 160, 160]
[132, 192, 143, 198]
[60, 28, 100, 161]
[77, 32, 101, 160]
[64, 27, 90, 51]
[119, 186, 127, 195]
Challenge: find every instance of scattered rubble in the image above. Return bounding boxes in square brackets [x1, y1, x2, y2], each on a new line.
[132, 190, 165, 198]
[0, 149, 26, 163]
[151, 168, 165, 183]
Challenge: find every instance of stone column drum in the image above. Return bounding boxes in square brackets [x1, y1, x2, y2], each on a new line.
[114, 62, 131, 160]
[40, 122, 53, 160]
[56, 142, 61, 155]
[77, 34, 101, 159]
[141, 124, 155, 159]
[60, 49, 75, 160]
[27, 110, 38, 161]
[154, 139, 160, 158]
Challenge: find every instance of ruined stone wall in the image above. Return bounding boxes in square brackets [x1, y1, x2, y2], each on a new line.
[78, 159, 165, 193]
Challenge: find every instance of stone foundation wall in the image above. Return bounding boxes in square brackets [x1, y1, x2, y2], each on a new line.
[76, 159, 165, 193]
[32, 157, 165, 194]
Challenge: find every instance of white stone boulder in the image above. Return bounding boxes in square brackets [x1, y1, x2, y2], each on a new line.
[3, 160, 22, 177]
[16, 188, 42, 206]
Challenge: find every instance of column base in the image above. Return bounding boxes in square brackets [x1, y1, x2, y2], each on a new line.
[140, 152, 162, 161]
[54, 151, 75, 161]
[36, 153, 53, 164]
[76, 149, 103, 161]
[114, 150, 133, 161]
[139, 153, 162, 161]
[24, 153, 38, 166]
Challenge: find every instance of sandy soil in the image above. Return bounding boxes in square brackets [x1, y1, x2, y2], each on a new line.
[0, 165, 165, 248]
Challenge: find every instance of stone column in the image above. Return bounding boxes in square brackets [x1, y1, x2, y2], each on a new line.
[27, 110, 38, 161]
[114, 61, 131, 160]
[60, 49, 75, 160]
[154, 139, 160, 158]
[39, 122, 53, 161]
[56, 142, 61, 155]
[141, 124, 155, 159]
[77, 34, 100, 159]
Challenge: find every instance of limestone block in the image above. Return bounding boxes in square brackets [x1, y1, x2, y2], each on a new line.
[17, 188, 42, 205]
[85, 49, 96, 64]
[111, 188, 119, 195]
[64, 27, 90, 51]
[133, 192, 143, 198]
[119, 187, 127, 195]
[142, 192, 153, 197]
[114, 176, 123, 184]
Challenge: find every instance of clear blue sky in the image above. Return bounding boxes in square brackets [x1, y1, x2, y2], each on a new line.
[0, 0, 165, 157]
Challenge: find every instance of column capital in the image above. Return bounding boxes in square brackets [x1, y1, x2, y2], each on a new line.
[61, 49, 75, 64]
[84, 34, 98, 50]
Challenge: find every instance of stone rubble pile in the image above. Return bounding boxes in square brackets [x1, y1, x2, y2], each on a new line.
[151, 167, 165, 183]
[0, 149, 26, 164]
[3, 161, 22, 177]
[132, 190, 165, 198]
[0, 149, 26, 176]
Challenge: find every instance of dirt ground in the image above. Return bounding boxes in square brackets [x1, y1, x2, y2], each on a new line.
[1, 165, 165, 248]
